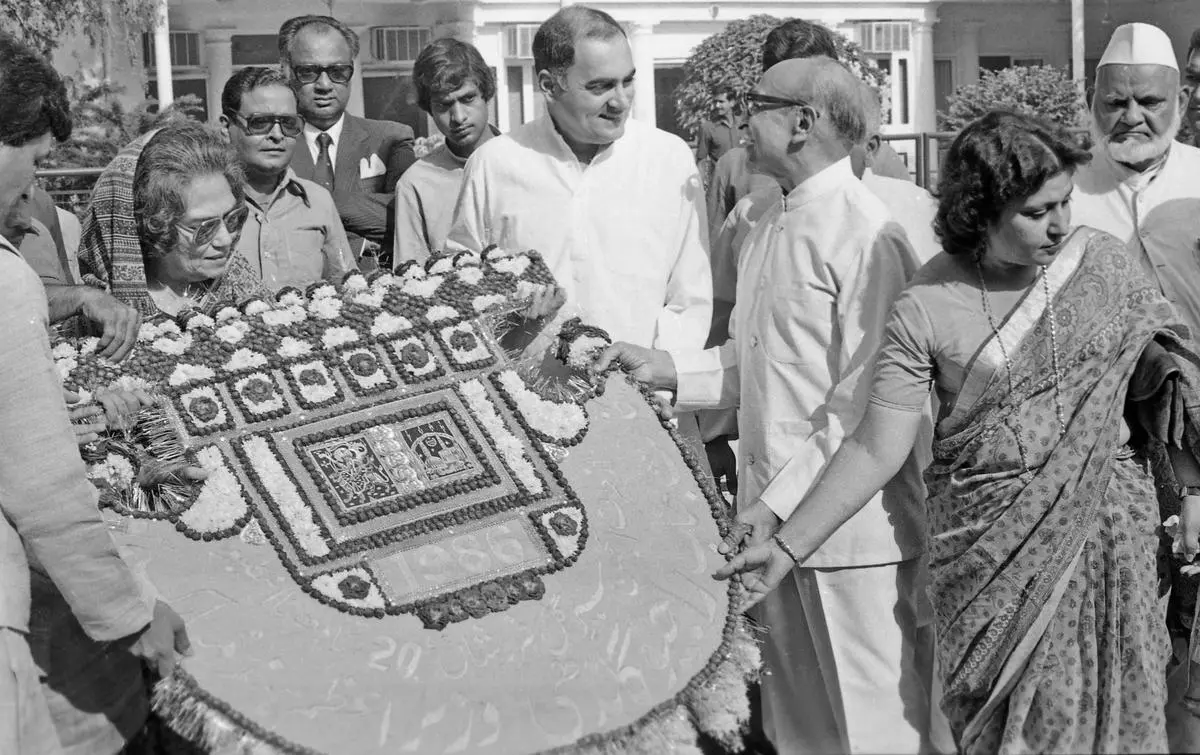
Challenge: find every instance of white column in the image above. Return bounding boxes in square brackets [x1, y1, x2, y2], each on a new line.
[1071, 0, 1086, 87]
[521, 63, 536, 124]
[958, 21, 982, 89]
[349, 26, 370, 118]
[630, 22, 657, 127]
[911, 19, 937, 133]
[494, 61, 510, 132]
[205, 29, 233, 123]
[153, 0, 173, 107]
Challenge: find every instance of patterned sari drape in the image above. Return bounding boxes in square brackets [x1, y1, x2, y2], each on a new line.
[927, 228, 1186, 753]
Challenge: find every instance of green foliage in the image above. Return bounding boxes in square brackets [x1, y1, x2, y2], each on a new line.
[940, 65, 1087, 132]
[0, 0, 158, 56]
[673, 15, 889, 139]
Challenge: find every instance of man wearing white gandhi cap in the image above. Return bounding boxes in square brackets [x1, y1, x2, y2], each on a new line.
[1072, 23, 1200, 328]
[1073, 22, 1200, 752]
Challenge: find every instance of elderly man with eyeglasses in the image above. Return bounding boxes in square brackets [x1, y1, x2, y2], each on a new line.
[279, 16, 416, 271]
[595, 56, 934, 754]
[219, 66, 354, 289]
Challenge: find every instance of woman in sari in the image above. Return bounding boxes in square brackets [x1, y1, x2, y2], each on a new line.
[77, 121, 267, 318]
[715, 110, 1200, 752]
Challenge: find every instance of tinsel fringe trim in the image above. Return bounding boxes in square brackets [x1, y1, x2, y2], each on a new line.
[152, 616, 760, 755]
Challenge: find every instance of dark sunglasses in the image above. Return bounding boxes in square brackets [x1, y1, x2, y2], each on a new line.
[291, 64, 354, 85]
[225, 111, 305, 137]
[743, 92, 820, 119]
[177, 205, 249, 247]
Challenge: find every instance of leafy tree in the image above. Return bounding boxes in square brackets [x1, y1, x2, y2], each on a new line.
[41, 75, 203, 214]
[673, 15, 889, 139]
[940, 65, 1087, 132]
[1, 0, 158, 57]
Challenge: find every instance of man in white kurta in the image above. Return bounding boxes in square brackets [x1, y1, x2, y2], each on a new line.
[447, 8, 710, 354]
[1073, 23, 1200, 331]
[596, 58, 934, 753]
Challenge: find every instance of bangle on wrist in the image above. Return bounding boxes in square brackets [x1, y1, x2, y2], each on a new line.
[773, 533, 802, 565]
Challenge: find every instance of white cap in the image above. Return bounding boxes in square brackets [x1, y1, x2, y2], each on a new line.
[1098, 22, 1178, 71]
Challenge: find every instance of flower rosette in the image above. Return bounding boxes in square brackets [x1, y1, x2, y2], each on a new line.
[286, 360, 343, 410]
[384, 336, 442, 383]
[174, 384, 235, 436]
[309, 567, 388, 613]
[437, 321, 495, 370]
[232, 373, 288, 422]
[494, 369, 589, 446]
[335, 346, 395, 396]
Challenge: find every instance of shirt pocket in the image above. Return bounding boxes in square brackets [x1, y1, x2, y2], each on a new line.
[761, 285, 834, 365]
[285, 227, 329, 273]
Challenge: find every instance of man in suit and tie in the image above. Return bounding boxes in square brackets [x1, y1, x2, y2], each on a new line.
[279, 15, 416, 270]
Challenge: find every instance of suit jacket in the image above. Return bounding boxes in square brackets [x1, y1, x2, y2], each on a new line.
[291, 113, 416, 261]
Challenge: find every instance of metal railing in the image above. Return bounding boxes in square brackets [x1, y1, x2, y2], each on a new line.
[880, 132, 956, 190]
[37, 167, 106, 216]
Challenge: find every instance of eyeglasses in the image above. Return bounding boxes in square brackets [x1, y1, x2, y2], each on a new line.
[291, 64, 355, 85]
[743, 92, 819, 118]
[224, 111, 305, 137]
[177, 205, 249, 247]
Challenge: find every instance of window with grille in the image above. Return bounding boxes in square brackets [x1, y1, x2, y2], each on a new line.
[372, 27, 431, 62]
[857, 22, 911, 54]
[1013, 57, 1044, 68]
[504, 25, 538, 59]
[142, 32, 202, 68]
[232, 35, 279, 66]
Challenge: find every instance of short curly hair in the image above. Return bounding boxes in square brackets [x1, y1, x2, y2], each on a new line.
[934, 110, 1090, 257]
[134, 122, 246, 262]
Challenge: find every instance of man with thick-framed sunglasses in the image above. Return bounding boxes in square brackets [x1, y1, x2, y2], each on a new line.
[279, 15, 416, 272]
[219, 66, 355, 290]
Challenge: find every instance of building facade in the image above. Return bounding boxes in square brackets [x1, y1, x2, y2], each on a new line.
[63, 0, 1200, 144]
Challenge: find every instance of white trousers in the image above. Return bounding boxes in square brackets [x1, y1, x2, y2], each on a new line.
[755, 559, 943, 754]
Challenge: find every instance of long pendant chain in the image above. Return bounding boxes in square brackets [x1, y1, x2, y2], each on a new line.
[976, 261, 1067, 442]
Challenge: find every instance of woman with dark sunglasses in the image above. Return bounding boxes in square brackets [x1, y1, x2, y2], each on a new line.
[131, 123, 269, 315]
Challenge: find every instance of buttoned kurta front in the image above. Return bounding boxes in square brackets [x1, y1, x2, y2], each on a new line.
[448, 115, 712, 352]
[675, 158, 928, 568]
[1073, 141, 1200, 331]
[236, 170, 355, 290]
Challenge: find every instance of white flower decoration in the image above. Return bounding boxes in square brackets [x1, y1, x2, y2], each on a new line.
[244, 436, 329, 556]
[565, 335, 610, 371]
[343, 273, 368, 291]
[497, 370, 587, 441]
[494, 256, 530, 277]
[215, 306, 240, 322]
[472, 294, 507, 312]
[311, 568, 385, 609]
[51, 342, 77, 360]
[352, 290, 385, 308]
[322, 326, 360, 349]
[310, 283, 337, 299]
[78, 337, 101, 355]
[185, 314, 216, 331]
[402, 276, 444, 298]
[157, 320, 182, 336]
[398, 264, 426, 281]
[309, 297, 343, 320]
[215, 321, 249, 345]
[168, 363, 216, 387]
[460, 380, 542, 493]
[370, 312, 413, 337]
[55, 356, 78, 381]
[261, 305, 306, 327]
[242, 300, 270, 316]
[277, 291, 305, 307]
[226, 348, 268, 371]
[151, 335, 191, 356]
[179, 446, 249, 533]
[370, 272, 397, 290]
[456, 266, 484, 286]
[427, 256, 454, 275]
[425, 305, 458, 322]
[278, 337, 313, 359]
[137, 322, 161, 341]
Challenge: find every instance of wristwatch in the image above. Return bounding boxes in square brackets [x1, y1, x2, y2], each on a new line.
[1178, 485, 1200, 498]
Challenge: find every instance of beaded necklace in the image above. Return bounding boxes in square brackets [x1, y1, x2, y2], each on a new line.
[975, 258, 1068, 438]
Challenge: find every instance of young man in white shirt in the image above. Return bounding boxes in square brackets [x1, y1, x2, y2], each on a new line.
[393, 39, 498, 265]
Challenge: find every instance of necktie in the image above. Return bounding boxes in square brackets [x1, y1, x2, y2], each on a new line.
[314, 132, 334, 192]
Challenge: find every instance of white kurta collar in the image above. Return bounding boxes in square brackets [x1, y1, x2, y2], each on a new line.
[782, 157, 856, 212]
